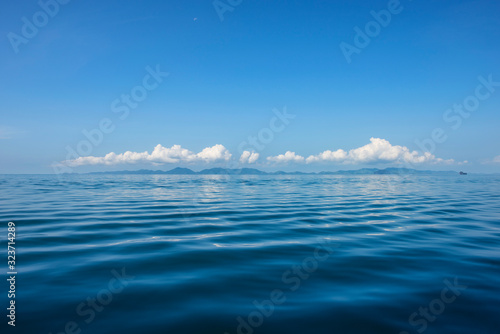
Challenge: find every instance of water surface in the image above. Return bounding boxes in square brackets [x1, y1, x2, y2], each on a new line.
[1, 174, 499, 333]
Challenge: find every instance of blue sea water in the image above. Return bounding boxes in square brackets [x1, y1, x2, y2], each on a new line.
[1, 174, 499, 334]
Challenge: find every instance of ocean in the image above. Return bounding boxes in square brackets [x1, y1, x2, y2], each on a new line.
[1, 174, 499, 334]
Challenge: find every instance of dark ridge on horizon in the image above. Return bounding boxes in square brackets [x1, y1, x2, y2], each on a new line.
[80, 167, 463, 176]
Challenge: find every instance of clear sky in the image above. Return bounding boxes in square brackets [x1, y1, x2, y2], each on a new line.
[1, 0, 500, 173]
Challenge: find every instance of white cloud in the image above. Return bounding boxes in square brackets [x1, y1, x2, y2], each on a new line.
[62, 138, 460, 168]
[195, 144, 232, 162]
[267, 151, 305, 164]
[279, 138, 455, 165]
[240, 151, 260, 164]
[345, 137, 441, 164]
[0, 126, 24, 139]
[493, 156, 500, 163]
[307, 138, 454, 165]
[305, 149, 347, 163]
[64, 144, 232, 167]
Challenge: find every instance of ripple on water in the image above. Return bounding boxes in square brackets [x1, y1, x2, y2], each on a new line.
[1, 174, 499, 333]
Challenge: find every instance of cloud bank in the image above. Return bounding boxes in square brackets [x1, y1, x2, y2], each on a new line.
[63, 138, 460, 167]
[65, 144, 231, 167]
[269, 138, 455, 165]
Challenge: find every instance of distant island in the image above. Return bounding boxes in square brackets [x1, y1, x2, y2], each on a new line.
[83, 167, 462, 176]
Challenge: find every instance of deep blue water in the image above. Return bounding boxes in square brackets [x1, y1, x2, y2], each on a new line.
[1, 174, 499, 334]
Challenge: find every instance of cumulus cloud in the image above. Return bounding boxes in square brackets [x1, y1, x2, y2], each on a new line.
[239, 151, 260, 164]
[305, 149, 347, 163]
[267, 151, 305, 164]
[270, 138, 455, 165]
[195, 144, 232, 162]
[62, 138, 460, 168]
[306, 138, 454, 165]
[64, 144, 232, 167]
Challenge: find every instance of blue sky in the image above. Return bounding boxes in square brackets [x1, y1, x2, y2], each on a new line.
[1, 0, 500, 173]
